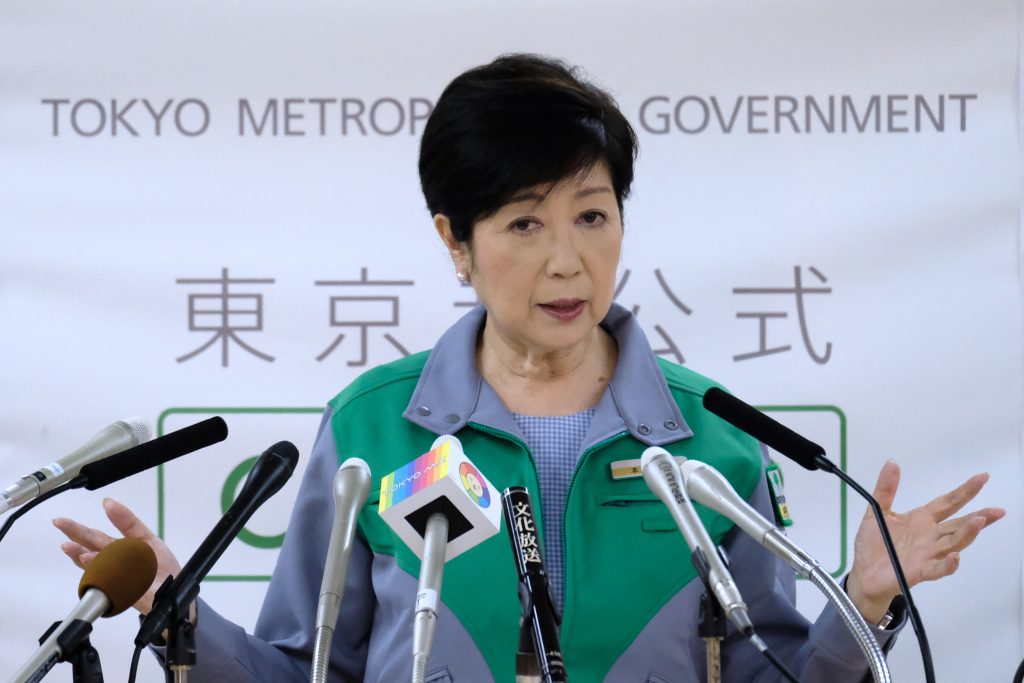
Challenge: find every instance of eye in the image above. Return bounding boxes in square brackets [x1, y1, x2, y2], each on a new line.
[508, 217, 541, 234]
[577, 210, 607, 227]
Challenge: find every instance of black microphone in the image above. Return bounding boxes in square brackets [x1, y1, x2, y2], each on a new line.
[0, 418, 229, 548]
[702, 388, 836, 473]
[75, 417, 229, 490]
[501, 487, 567, 683]
[701, 386, 935, 683]
[135, 440, 299, 648]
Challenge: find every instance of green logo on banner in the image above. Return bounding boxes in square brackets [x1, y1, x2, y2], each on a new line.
[156, 406, 323, 582]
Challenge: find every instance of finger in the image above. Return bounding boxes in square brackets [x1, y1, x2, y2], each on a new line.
[102, 498, 156, 540]
[935, 516, 986, 555]
[920, 552, 960, 581]
[937, 507, 1006, 536]
[973, 507, 1006, 527]
[871, 460, 900, 511]
[52, 517, 115, 551]
[924, 473, 989, 522]
[60, 541, 90, 569]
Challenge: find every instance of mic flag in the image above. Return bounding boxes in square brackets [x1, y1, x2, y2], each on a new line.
[378, 435, 501, 683]
[502, 486, 567, 683]
[378, 436, 501, 561]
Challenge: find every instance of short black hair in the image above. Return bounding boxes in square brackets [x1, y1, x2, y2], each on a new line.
[419, 54, 638, 242]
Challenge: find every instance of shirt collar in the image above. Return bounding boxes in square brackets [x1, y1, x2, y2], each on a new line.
[402, 303, 692, 447]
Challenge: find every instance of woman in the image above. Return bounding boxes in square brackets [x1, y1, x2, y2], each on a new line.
[55, 54, 1002, 682]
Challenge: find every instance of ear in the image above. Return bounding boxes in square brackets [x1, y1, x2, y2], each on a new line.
[434, 214, 471, 272]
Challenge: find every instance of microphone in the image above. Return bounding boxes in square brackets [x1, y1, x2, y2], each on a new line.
[679, 459, 819, 577]
[75, 417, 228, 490]
[378, 435, 501, 683]
[9, 538, 158, 683]
[310, 458, 372, 683]
[135, 441, 299, 648]
[0, 418, 228, 549]
[702, 387, 836, 473]
[501, 486, 566, 683]
[679, 459, 892, 683]
[701, 387, 932, 683]
[640, 447, 754, 636]
[0, 418, 152, 515]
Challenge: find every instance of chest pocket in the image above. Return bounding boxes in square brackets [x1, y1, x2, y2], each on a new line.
[645, 673, 672, 683]
[595, 492, 676, 533]
[425, 667, 453, 683]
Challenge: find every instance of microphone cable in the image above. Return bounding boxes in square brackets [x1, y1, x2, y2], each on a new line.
[703, 388, 934, 683]
[749, 633, 800, 683]
[0, 417, 228, 547]
[127, 642, 144, 683]
[692, 546, 801, 683]
[0, 480, 75, 545]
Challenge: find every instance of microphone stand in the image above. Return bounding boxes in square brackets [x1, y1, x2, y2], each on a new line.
[27, 618, 104, 683]
[152, 576, 196, 683]
[691, 547, 802, 683]
[514, 583, 542, 683]
[692, 551, 726, 683]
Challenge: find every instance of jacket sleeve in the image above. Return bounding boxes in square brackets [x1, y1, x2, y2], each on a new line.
[152, 408, 375, 682]
[717, 452, 904, 682]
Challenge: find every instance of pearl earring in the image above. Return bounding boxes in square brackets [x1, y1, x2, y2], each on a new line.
[456, 271, 470, 284]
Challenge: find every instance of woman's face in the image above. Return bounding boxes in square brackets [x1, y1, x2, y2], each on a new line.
[440, 162, 623, 356]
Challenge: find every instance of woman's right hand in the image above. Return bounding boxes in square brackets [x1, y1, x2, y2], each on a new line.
[53, 497, 181, 614]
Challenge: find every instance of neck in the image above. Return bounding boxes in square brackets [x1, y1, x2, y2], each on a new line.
[477, 320, 618, 415]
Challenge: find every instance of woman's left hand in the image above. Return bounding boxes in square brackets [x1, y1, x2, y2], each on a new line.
[845, 460, 1005, 624]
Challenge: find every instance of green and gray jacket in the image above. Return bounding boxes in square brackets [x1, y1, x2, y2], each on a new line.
[185, 304, 898, 682]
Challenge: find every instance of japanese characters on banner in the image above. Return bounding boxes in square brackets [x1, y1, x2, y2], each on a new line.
[1, 1, 1020, 682]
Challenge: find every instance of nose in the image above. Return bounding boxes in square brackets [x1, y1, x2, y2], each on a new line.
[545, 223, 584, 279]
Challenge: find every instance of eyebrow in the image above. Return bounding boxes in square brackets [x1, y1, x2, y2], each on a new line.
[505, 186, 614, 205]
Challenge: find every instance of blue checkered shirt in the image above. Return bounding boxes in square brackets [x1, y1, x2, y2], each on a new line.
[511, 408, 596, 615]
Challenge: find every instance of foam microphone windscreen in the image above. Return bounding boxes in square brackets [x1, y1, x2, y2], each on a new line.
[80, 416, 228, 490]
[78, 537, 158, 616]
[702, 387, 826, 471]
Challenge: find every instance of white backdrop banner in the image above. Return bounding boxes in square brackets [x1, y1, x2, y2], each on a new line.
[1, 1, 1020, 681]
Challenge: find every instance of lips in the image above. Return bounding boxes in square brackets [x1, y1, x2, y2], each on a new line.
[538, 299, 586, 322]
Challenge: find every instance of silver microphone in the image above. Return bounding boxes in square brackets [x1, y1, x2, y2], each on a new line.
[679, 458, 892, 683]
[9, 538, 157, 683]
[0, 418, 152, 515]
[9, 589, 112, 683]
[640, 447, 754, 636]
[678, 459, 819, 576]
[310, 458, 372, 683]
[377, 434, 501, 683]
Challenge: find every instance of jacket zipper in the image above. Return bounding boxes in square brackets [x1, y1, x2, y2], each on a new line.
[561, 431, 630, 621]
[469, 423, 633, 634]
[467, 422, 536, 468]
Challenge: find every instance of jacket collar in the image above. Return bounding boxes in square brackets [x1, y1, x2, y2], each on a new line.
[402, 303, 692, 448]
